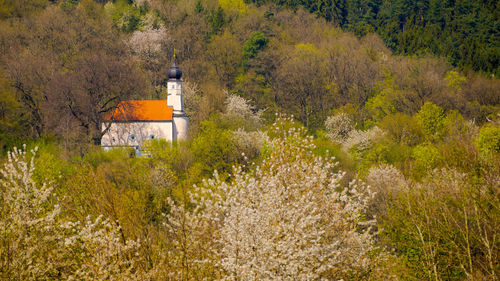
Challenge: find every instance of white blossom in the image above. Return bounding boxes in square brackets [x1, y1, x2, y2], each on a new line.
[366, 164, 407, 194]
[325, 113, 384, 151]
[325, 113, 354, 143]
[134, 0, 152, 8]
[231, 129, 268, 160]
[166, 116, 378, 280]
[64, 216, 146, 281]
[161, 197, 219, 280]
[366, 164, 407, 218]
[0, 147, 148, 280]
[128, 25, 168, 60]
[182, 81, 203, 117]
[0, 146, 63, 279]
[225, 93, 262, 125]
[343, 126, 385, 151]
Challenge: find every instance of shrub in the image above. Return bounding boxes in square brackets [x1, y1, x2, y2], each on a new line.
[165, 117, 379, 280]
[383, 168, 500, 280]
[411, 143, 442, 176]
[415, 102, 446, 142]
[0, 146, 148, 279]
[325, 112, 354, 143]
[475, 125, 500, 154]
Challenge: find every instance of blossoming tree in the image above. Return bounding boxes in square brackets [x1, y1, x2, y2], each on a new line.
[165, 116, 377, 280]
[0, 146, 148, 280]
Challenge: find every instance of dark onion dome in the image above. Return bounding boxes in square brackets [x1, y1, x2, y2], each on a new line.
[167, 62, 182, 80]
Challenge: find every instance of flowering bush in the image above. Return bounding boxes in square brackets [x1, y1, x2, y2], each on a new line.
[0, 146, 63, 279]
[231, 128, 268, 161]
[128, 25, 168, 61]
[166, 116, 378, 280]
[366, 164, 407, 218]
[325, 112, 354, 143]
[343, 126, 385, 152]
[325, 113, 385, 152]
[366, 164, 407, 194]
[0, 146, 147, 280]
[225, 94, 262, 126]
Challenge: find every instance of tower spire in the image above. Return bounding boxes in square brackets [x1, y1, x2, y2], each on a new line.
[167, 50, 182, 81]
[166, 57, 188, 140]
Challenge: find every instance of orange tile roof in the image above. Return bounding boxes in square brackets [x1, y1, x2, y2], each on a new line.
[104, 100, 173, 121]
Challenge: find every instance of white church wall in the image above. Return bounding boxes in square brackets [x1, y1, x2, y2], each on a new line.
[101, 121, 173, 148]
[173, 116, 189, 140]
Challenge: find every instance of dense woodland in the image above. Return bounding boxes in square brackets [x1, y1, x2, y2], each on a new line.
[247, 0, 500, 75]
[0, 0, 499, 280]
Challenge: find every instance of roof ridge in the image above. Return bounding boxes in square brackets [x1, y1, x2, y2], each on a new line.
[104, 100, 173, 122]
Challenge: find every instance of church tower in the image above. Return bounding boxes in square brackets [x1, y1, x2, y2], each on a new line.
[167, 60, 188, 140]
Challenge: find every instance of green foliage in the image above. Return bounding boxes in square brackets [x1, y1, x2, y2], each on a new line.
[312, 129, 355, 172]
[274, 42, 335, 129]
[32, 141, 71, 186]
[349, 21, 375, 37]
[0, 0, 14, 19]
[415, 102, 446, 142]
[206, 31, 243, 87]
[364, 141, 408, 167]
[294, 42, 322, 56]
[191, 118, 236, 176]
[81, 147, 132, 168]
[334, 104, 365, 130]
[382, 168, 500, 280]
[142, 138, 193, 175]
[0, 0, 48, 19]
[380, 113, 423, 146]
[364, 70, 402, 124]
[219, 0, 247, 14]
[442, 109, 464, 131]
[444, 70, 467, 91]
[475, 125, 500, 155]
[382, 203, 429, 279]
[60, 0, 80, 12]
[194, 0, 203, 14]
[234, 71, 273, 117]
[0, 75, 28, 152]
[207, 6, 226, 34]
[412, 143, 442, 175]
[254, 0, 499, 75]
[242, 31, 268, 65]
[1, 1, 499, 279]
[364, 92, 396, 124]
[104, 0, 142, 32]
[351, 135, 411, 177]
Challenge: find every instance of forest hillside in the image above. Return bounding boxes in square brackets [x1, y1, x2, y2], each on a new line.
[247, 0, 500, 75]
[0, 0, 499, 280]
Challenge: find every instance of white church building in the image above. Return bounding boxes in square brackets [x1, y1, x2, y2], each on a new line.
[101, 61, 188, 152]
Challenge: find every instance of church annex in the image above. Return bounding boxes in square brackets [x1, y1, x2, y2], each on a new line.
[101, 62, 188, 152]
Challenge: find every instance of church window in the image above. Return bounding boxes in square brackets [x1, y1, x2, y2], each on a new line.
[129, 134, 136, 141]
[149, 135, 155, 140]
